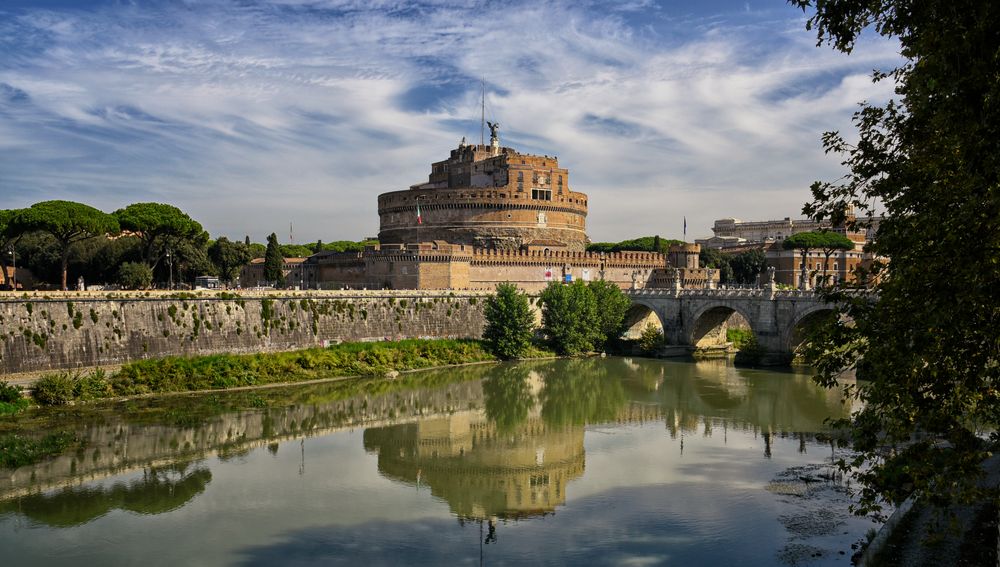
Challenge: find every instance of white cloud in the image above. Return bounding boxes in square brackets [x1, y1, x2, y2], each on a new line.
[0, 0, 901, 243]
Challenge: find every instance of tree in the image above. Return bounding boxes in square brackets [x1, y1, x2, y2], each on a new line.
[118, 262, 153, 290]
[783, 231, 853, 287]
[114, 203, 204, 269]
[208, 237, 252, 284]
[729, 248, 768, 285]
[0, 209, 23, 290]
[815, 231, 854, 286]
[792, 0, 1000, 515]
[11, 201, 119, 290]
[587, 279, 631, 349]
[263, 233, 284, 286]
[482, 282, 535, 360]
[638, 323, 664, 355]
[699, 248, 734, 283]
[539, 280, 600, 355]
[279, 244, 314, 258]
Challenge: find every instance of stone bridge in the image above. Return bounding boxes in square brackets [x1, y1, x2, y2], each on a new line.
[624, 286, 835, 363]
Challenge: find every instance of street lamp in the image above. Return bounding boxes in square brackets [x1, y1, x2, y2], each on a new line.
[166, 249, 174, 290]
[7, 246, 15, 291]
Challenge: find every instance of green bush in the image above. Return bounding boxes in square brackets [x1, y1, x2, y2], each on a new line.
[726, 328, 755, 350]
[0, 380, 23, 403]
[638, 324, 664, 354]
[32, 372, 77, 405]
[483, 282, 535, 360]
[539, 281, 600, 355]
[0, 380, 29, 415]
[118, 262, 153, 290]
[733, 334, 766, 367]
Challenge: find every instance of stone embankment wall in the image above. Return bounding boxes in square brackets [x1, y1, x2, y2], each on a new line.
[0, 290, 488, 375]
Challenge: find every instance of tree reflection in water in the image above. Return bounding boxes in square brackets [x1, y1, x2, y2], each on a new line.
[0, 462, 211, 527]
[482, 365, 534, 433]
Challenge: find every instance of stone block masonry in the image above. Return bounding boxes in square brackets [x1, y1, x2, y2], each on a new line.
[0, 290, 488, 375]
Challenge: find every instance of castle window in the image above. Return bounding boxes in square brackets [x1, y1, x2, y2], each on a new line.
[532, 189, 552, 201]
[518, 182, 524, 192]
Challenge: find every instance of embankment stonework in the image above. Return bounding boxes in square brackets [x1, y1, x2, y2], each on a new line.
[0, 290, 487, 375]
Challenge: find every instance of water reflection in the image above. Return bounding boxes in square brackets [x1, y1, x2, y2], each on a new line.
[0, 357, 850, 531]
[0, 463, 210, 527]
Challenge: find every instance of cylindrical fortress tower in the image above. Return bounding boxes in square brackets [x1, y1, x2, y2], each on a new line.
[378, 140, 588, 252]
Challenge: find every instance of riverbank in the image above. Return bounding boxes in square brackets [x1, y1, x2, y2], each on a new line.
[7, 338, 555, 406]
[861, 454, 1000, 566]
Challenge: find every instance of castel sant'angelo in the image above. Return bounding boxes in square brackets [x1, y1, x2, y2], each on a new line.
[307, 124, 711, 291]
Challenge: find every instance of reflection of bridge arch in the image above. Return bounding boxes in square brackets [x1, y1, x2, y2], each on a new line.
[784, 305, 836, 355]
[688, 303, 753, 348]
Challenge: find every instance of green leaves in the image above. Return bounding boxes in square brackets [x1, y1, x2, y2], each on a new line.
[796, 0, 1000, 514]
[482, 282, 535, 360]
[539, 280, 630, 355]
[12, 200, 119, 289]
[263, 232, 284, 285]
[114, 202, 203, 267]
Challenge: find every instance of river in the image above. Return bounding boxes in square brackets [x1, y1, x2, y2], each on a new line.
[0, 357, 874, 566]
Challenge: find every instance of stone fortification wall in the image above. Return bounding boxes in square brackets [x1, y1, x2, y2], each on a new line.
[0, 290, 487, 375]
[468, 248, 667, 292]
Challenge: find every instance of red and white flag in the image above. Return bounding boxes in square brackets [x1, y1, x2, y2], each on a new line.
[416, 204, 422, 224]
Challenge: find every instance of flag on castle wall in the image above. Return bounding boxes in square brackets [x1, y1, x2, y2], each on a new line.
[417, 204, 422, 225]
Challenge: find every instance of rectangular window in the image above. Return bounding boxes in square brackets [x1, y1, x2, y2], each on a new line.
[531, 189, 552, 201]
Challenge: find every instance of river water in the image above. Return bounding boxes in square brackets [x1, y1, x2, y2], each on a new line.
[0, 357, 875, 566]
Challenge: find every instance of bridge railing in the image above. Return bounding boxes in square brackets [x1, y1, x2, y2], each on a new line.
[627, 287, 824, 300]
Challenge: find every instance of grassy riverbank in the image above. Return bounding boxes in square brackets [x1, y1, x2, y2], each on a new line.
[24, 338, 552, 405]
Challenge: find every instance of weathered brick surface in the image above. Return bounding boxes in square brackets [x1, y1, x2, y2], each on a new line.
[0, 291, 487, 375]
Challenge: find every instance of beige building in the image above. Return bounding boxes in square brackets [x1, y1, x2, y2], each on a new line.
[240, 257, 308, 288]
[301, 128, 712, 291]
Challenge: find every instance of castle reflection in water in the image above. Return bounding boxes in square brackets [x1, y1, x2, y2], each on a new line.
[0, 358, 850, 525]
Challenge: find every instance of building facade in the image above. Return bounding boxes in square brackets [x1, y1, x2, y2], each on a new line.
[256, 128, 713, 291]
[378, 136, 588, 252]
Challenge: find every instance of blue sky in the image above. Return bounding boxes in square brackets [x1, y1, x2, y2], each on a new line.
[0, 0, 900, 243]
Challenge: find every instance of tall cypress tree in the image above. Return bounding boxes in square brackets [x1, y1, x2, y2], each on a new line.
[263, 232, 284, 286]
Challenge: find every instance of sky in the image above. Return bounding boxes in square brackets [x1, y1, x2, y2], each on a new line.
[0, 0, 901, 244]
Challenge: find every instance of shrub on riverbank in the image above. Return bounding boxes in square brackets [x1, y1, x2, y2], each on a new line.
[31, 339, 503, 404]
[0, 381, 29, 416]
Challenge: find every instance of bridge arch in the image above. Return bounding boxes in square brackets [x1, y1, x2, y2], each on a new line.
[622, 300, 664, 340]
[784, 304, 837, 355]
[687, 302, 754, 348]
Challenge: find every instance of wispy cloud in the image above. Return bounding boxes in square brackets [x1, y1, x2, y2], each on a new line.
[0, 0, 900, 242]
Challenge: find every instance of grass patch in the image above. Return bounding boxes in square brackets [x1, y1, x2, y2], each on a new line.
[31, 339, 502, 403]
